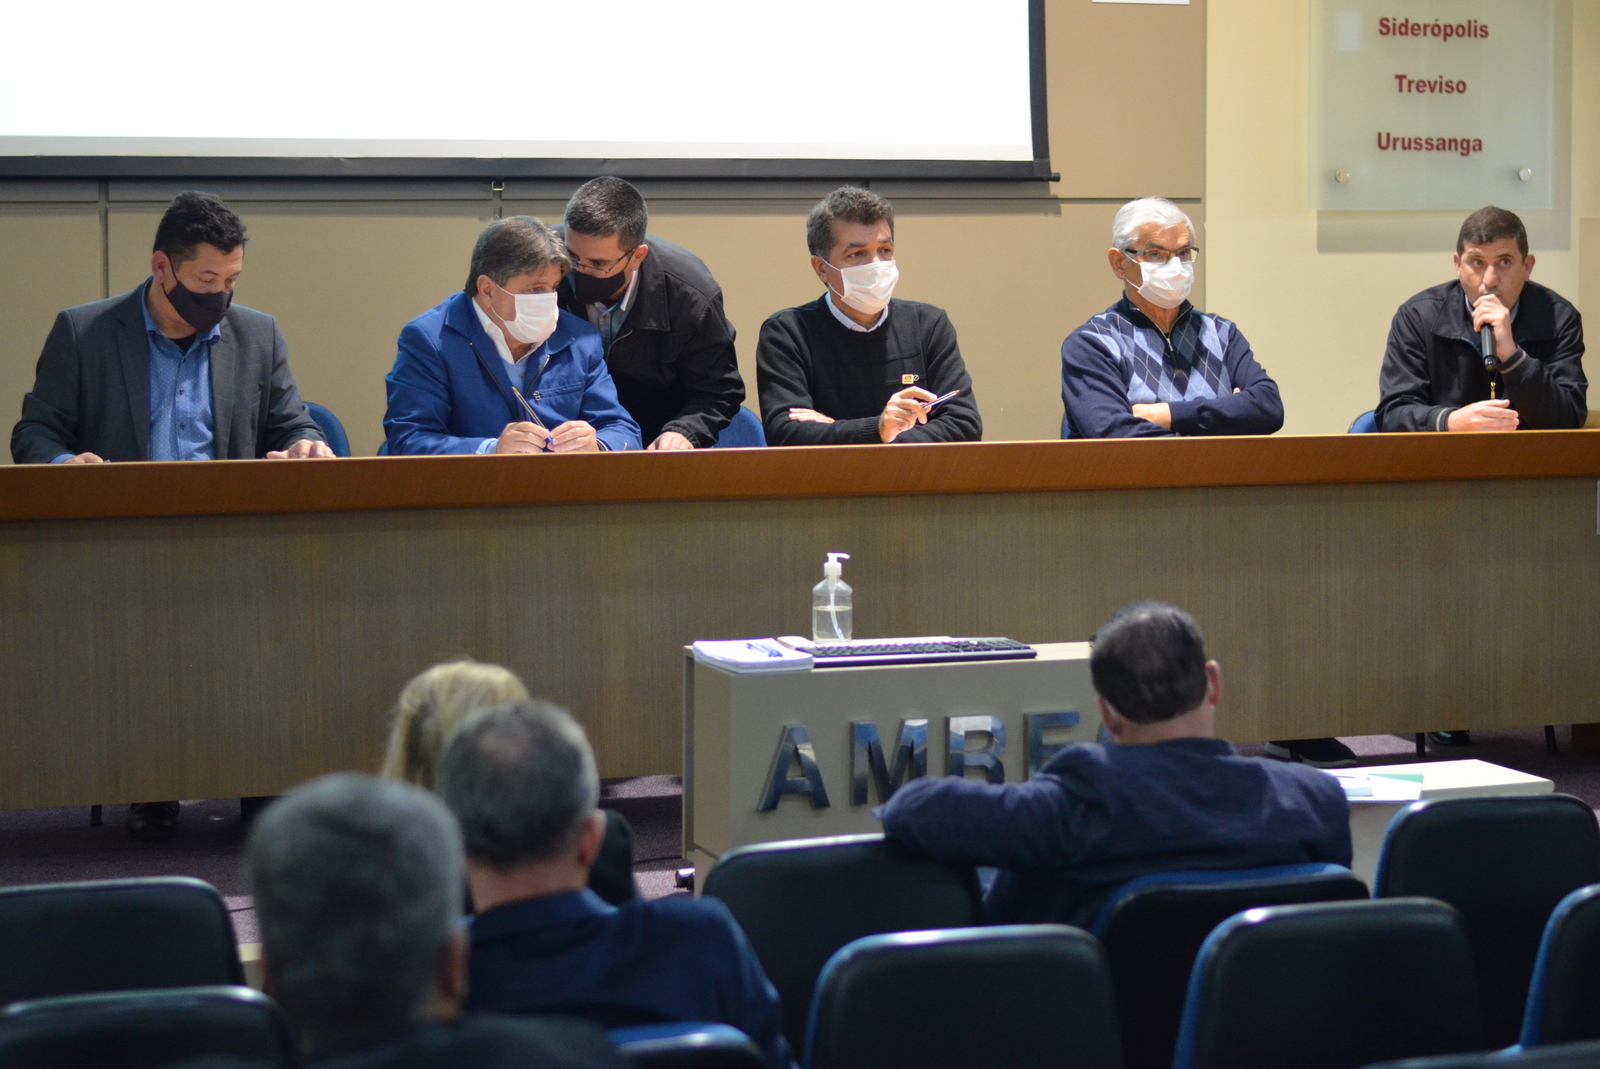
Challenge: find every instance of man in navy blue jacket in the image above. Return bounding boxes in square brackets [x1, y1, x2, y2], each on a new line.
[438, 699, 797, 1069]
[879, 601, 1351, 929]
[385, 216, 640, 454]
[1060, 197, 1283, 439]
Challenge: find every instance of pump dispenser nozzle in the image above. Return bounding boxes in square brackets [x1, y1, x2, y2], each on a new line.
[813, 552, 854, 641]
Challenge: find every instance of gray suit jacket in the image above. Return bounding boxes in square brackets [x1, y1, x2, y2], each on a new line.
[10, 283, 324, 464]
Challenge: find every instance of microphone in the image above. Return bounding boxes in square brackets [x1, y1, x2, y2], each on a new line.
[1480, 323, 1497, 371]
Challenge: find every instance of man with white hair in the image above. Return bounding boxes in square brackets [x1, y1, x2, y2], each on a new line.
[1060, 197, 1283, 438]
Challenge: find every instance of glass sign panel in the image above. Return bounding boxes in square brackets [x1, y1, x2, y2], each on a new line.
[1310, 0, 1554, 210]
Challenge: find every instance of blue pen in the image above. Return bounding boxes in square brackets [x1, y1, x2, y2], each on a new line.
[745, 641, 783, 658]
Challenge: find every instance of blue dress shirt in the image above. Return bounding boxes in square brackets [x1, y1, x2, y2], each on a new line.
[466, 889, 795, 1069]
[879, 736, 1352, 929]
[51, 281, 219, 462]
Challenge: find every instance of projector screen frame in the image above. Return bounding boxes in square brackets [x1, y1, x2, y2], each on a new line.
[0, 0, 1053, 183]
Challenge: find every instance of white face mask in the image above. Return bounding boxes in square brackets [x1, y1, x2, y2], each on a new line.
[1131, 256, 1194, 310]
[491, 284, 560, 347]
[829, 258, 899, 315]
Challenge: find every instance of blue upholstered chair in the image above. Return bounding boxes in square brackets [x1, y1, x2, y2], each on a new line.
[1094, 863, 1369, 1069]
[302, 401, 351, 456]
[0, 986, 291, 1069]
[1349, 409, 1380, 433]
[0, 878, 243, 1007]
[1364, 1040, 1600, 1069]
[702, 833, 980, 1060]
[805, 925, 1122, 1069]
[611, 1022, 767, 1068]
[714, 406, 766, 448]
[1522, 883, 1600, 1047]
[1375, 795, 1600, 1049]
[1172, 898, 1482, 1069]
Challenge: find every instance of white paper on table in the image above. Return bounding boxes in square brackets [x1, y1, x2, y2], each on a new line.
[1324, 770, 1424, 803]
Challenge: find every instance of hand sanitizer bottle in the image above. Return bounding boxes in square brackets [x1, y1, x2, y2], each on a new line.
[812, 552, 853, 642]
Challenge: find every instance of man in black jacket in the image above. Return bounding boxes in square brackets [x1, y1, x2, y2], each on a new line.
[1377, 205, 1586, 433]
[557, 177, 744, 449]
[755, 186, 981, 445]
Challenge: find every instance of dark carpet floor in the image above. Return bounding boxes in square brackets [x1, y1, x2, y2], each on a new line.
[1, 730, 1595, 944]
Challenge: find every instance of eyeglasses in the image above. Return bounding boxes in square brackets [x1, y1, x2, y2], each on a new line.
[1122, 246, 1199, 265]
[567, 246, 637, 276]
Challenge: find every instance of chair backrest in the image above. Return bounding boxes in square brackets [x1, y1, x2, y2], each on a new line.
[1364, 1039, 1600, 1069]
[1522, 883, 1600, 1047]
[1172, 898, 1483, 1069]
[701, 833, 980, 1059]
[612, 1022, 768, 1069]
[1095, 863, 1369, 1069]
[806, 925, 1122, 1069]
[302, 401, 351, 456]
[0, 986, 292, 1069]
[1375, 795, 1600, 1048]
[1348, 409, 1380, 432]
[0, 877, 243, 1007]
[713, 406, 767, 448]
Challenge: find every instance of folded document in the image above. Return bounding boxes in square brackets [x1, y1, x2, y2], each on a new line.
[1323, 769, 1424, 802]
[692, 638, 814, 672]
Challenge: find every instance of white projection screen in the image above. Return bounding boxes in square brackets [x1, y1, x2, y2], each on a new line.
[0, 0, 1051, 180]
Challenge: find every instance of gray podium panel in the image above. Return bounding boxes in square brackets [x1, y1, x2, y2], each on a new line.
[683, 642, 1098, 873]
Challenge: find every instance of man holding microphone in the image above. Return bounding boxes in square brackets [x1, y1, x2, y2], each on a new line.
[1376, 206, 1586, 433]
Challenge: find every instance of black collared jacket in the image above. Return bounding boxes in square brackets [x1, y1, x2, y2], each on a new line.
[1376, 279, 1586, 432]
[557, 233, 744, 447]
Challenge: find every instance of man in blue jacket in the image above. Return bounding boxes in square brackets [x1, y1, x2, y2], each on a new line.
[1060, 197, 1283, 439]
[879, 601, 1351, 929]
[439, 700, 796, 1069]
[385, 216, 640, 454]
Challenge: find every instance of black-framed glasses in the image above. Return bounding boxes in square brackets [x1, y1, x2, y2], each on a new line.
[1122, 246, 1199, 265]
[567, 245, 638, 276]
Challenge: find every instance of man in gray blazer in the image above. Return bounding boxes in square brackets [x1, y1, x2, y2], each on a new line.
[10, 190, 331, 465]
[9, 191, 331, 841]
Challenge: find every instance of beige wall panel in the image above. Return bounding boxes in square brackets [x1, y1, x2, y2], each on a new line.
[1047, 0, 1205, 200]
[0, 208, 104, 465]
[1206, 0, 1598, 434]
[2, 473, 1595, 806]
[108, 206, 494, 456]
[1583, 218, 1600, 319]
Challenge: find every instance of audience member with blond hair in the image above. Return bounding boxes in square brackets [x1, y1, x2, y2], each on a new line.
[382, 659, 637, 905]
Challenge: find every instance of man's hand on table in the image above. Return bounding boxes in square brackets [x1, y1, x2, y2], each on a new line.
[61, 452, 105, 463]
[1131, 403, 1171, 429]
[647, 431, 695, 451]
[1446, 400, 1519, 432]
[879, 386, 936, 442]
[267, 439, 336, 459]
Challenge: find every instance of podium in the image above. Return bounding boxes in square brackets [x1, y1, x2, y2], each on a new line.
[682, 643, 1099, 880]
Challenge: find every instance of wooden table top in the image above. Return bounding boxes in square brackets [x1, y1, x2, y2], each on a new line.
[4, 430, 1599, 523]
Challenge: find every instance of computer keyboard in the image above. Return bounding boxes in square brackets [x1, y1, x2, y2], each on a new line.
[780, 636, 1037, 668]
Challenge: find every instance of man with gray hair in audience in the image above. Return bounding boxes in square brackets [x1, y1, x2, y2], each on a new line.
[439, 700, 797, 1069]
[247, 773, 625, 1069]
[1060, 196, 1284, 440]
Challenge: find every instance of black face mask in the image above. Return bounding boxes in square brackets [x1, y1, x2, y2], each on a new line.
[164, 271, 232, 333]
[570, 266, 630, 306]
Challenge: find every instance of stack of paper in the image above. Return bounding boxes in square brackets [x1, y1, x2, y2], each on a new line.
[692, 638, 814, 673]
[1324, 769, 1424, 802]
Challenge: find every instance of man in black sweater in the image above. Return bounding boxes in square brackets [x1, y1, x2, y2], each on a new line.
[756, 186, 981, 445]
[557, 177, 745, 449]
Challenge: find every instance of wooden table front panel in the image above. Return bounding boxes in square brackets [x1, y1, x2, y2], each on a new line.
[0, 440, 1596, 807]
